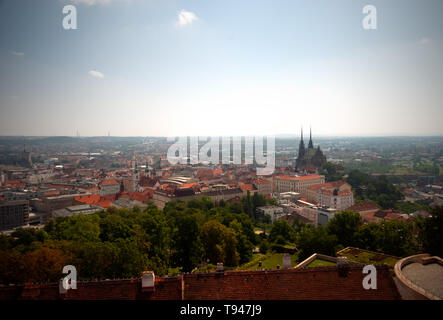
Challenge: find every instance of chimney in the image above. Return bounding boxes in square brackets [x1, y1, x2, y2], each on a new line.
[282, 253, 291, 269]
[216, 262, 224, 272]
[337, 257, 350, 277]
[337, 257, 349, 266]
[141, 271, 155, 292]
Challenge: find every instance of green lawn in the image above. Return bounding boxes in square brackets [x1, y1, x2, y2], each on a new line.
[306, 259, 336, 268]
[237, 253, 299, 270]
[337, 248, 399, 268]
[192, 252, 300, 273]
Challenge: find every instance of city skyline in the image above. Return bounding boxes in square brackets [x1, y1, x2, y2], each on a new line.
[1, 0, 442, 137]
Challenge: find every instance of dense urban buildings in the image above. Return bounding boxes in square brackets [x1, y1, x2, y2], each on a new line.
[0, 135, 442, 301]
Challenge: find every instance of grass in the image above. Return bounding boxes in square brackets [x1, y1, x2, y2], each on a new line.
[237, 253, 299, 271]
[337, 248, 399, 268]
[306, 259, 336, 268]
[192, 252, 300, 273]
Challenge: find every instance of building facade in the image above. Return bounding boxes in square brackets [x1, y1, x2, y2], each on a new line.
[307, 181, 355, 210]
[0, 200, 30, 231]
[273, 174, 325, 196]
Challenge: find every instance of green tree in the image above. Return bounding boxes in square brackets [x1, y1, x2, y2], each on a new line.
[223, 228, 240, 266]
[172, 214, 203, 272]
[268, 220, 294, 244]
[377, 220, 417, 257]
[201, 220, 240, 266]
[327, 211, 363, 247]
[201, 220, 226, 264]
[296, 226, 338, 260]
[422, 206, 443, 257]
[229, 219, 253, 264]
[99, 214, 132, 242]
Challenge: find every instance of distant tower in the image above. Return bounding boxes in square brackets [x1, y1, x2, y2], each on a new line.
[133, 161, 139, 192]
[308, 126, 314, 149]
[144, 161, 150, 177]
[298, 127, 305, 158]
[22, 137, 32, 168]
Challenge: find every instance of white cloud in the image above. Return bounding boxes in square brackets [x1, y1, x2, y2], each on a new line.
[420, 38, 431, 45]
[88, 70, 105, 79]
[176, 9, 198, 27]
[11, 51, 24, 57]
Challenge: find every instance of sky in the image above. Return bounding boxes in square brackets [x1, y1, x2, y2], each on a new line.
[0, 0, 442, 137]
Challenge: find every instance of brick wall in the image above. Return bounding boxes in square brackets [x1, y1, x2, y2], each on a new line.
[0, 265, 400, 300]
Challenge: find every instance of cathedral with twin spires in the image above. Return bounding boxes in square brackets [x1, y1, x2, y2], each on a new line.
[295, 128, 326, 172]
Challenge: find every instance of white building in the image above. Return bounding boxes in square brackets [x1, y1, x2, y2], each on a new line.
[307, 181, 354, 211]
[256, 205, 284, 222]
[273, 175, 325, 196]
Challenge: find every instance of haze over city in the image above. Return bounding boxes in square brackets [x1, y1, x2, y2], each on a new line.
[0, 0, 442, 137]
[1, 0, 443, 307]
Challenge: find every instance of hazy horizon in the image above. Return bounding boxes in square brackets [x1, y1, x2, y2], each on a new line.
[1, 0, 442, 137]
[2, 134, 443, 139]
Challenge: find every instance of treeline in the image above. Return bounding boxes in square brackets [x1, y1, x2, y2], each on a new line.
[0, 195, 273, 284]
[261, 207, 443, 261]
[321, 163, 405, 209]
[346, 169, 404, 209]
[1, 194, 441, 285]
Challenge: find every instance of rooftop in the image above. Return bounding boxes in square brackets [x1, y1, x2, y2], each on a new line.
[402, 262, 443, 299]
[0, 265, 400, 300]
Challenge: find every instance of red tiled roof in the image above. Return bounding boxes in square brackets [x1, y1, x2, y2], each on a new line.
[97, 201, 112, 208]
[348, 202, 379, 213]
[44, 190, 61, 196]
[320, 189, 352, 196]
[180, 183, 197, 189]
[100, 179, 119, 186]
[127, 189, 153, 202]
[240, 184, 254, 192]
[4, 180, 26, 187]
[75, 194, 117, 208]
[277, 175, 322, 181]
[308, 181, 348, 191]
[212, 169, 223, 175]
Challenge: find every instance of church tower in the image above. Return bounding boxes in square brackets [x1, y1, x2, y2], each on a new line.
[298, 127, 305, 158]
[133, 160, 139, 192]
[144, 160, 150, 177]
[308, 127, 314, 149]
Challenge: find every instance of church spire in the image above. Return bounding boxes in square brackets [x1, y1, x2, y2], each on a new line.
[308, 126, 314, 149]
[298, 126, 305, 158]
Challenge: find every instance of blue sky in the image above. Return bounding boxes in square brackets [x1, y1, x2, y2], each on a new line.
[0, 0, 442, 136]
